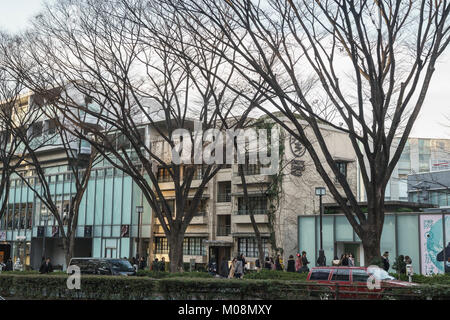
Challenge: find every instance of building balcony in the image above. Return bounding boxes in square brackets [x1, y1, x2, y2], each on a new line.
[217, 193, 231, 203]
[232, 174, 272, 185]
[235, 209, 268, 215]
[190, 212, 208, 225]
[232, 212, 269, 224]
[216, 225, 231, 236]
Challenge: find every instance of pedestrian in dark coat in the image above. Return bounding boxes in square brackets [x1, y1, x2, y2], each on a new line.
[286, 255, 295, 272]
[220, 258, 229, 278]
[382, 252, 390, 272]
[264, 257, 271, 270]
[39, 258, 53, 274]
[300, 251, 310, 273]
[5, 258, 13, 271]
[275, 255, 283, 271]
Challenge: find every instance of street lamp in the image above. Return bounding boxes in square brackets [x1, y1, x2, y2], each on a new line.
[136, 206, 143, 260]
[42, 214, 51, 259]
[315, 187, 326, 266]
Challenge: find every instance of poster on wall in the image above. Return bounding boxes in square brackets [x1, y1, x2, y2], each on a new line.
[420, 215, 445, 275]
[0, 231, 6, 241]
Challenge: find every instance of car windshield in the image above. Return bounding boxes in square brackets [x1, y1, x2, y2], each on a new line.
[109, 260, 134, 272]
[367, 267, 395, 280]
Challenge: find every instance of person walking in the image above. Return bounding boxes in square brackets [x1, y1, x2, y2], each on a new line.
[382, 252, 390, 272]
[39, 257, 53, 274]
[270, 257, 276, 270]
[295, 254, 303, 272]
[300, 251, 310, 273]
[332, 255, 340, 266]
[264, 257, 271, 270]
[240, 254, 247, 275]
[340, 254, 349, 266]
[235, 257, 244, 279]
[5, 258, 12, 271]
[159, 257, 166, 272]
[228, 258, 237, 278]
[275, 255, 283, 271]
[152, 258, 159, 271]
[348, 253, 355, 267]
[139, 256, 146, 270]
[220, 258, 229, 278]
[286, 255, 295, 272]
[404, 256, 412, 265]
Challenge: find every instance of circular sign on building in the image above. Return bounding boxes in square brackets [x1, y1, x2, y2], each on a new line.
[289, 135, 306, 158]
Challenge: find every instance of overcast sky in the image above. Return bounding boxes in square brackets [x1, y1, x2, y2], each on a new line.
[1, 0, 449, 139]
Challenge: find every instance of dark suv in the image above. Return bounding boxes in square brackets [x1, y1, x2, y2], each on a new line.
[68, 258, 136, 276]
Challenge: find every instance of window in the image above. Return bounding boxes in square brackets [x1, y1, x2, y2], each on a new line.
[46, 119, 57, 135]
[352, 269, 369, 283]
[336, 162, 347, 178]
[186, 200, 206, 216]
[309, 269, 331, 281]
[237, 237, 268, 258]
[331, 268, 350, 281]
[217, 182, 231, 202]
[153, 237, 169, 254]
[31, 121, 43, 138]
[157, 167, 174, 182]
[158, 200, 175, 217]
[183, 238, 206, 256]
[237, 196, 267, 215]
[183, 165, 205, 181]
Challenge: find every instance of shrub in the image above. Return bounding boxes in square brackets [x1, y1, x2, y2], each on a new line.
[136, 270, 213, 279]
[389, 273, 450, 284]
[244, 269, 308, 280]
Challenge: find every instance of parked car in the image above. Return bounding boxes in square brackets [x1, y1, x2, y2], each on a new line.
[68, 258, 136, 276]
[306, 266, 418, 300]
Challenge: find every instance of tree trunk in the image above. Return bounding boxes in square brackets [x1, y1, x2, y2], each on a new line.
[63, 232, 76, 270]
[168, 232, 184, 272]
[361, 231, 382, 267]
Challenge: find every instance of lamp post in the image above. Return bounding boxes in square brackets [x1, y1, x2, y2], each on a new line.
[315, 187, 326, 266]
[42, 214, 50, 260]
[136, 206, 143, 260]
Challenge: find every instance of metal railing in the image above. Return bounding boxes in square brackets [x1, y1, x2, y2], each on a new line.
[157, 176, 174, 183]
[217, 193, 231, 202]
[235, 208, 268, 215]
[217, 225, 231, 236]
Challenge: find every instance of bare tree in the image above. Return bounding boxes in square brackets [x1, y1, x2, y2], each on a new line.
[0, 67, 26, 221]
[168, 0, 450, 264]
[4, 0, 263, 271]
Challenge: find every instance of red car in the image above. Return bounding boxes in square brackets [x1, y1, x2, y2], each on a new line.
[306, 266, 418, 300]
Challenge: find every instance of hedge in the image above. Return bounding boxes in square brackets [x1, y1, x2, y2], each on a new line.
[1, 273, 449, 300]
[136, 270, 213, 279]
[0, 274, 313, 300]
[389, 273, 450, 285]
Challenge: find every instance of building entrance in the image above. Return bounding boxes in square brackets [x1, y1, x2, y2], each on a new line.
[336, 241, 363, 266]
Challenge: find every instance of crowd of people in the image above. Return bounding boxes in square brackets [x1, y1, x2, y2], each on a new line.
[331, 253, 355, 267]
[203, 251, 315, 279]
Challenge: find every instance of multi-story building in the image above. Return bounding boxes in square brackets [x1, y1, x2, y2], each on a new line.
[1, 94, 358, 270]
[358, 138, 450, 202]
[150, 117, 358, 269]
[407, 170, 450, 207]
[0, 91, 151, 270]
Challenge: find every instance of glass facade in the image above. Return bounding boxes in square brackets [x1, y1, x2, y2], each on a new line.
[298, 213, 446, 274]
[0, 164, 152, 269]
